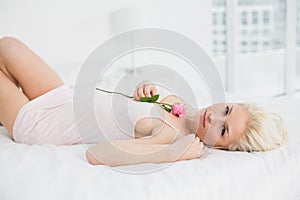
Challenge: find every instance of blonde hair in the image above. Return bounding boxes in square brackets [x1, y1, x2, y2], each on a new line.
[228, 103, 288, 152]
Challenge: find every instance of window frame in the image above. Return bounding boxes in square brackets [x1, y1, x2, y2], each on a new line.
[223, 0, 298, 96]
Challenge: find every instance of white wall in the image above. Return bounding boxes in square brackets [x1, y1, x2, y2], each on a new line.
[0, 0, 212, 69]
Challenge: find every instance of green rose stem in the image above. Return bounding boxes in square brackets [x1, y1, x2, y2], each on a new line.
[152, 102, 172, 107]
[96, 88, 134, 99]
[96, 87, 174, 113]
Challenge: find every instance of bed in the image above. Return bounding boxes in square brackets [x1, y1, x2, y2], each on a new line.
[1, 57, 300, 200]
[0, 92, 300, 200]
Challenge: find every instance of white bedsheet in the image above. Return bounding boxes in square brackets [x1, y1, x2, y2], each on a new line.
[0, 124, 300, 200]
[1, 82, 300, 200]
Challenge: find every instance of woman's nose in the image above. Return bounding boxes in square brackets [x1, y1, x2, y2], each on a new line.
[208, 114, 224, 125]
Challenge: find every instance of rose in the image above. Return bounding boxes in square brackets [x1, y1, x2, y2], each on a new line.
[96, 88, 185, 118]
[127, 94, 186, 118]
[172, 104, 185, 118]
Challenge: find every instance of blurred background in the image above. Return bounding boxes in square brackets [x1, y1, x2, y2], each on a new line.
[0, 0, 299, 98]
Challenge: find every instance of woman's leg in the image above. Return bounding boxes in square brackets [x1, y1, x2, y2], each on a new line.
[0, 70, 29, 137]
[0, 36, 64, 137]
[0, 36, 64, 100]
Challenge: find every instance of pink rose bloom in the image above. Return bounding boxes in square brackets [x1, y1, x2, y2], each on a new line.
[172, 104, 185, 118]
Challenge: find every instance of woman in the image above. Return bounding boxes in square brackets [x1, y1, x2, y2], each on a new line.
[0, 37, 288, 167]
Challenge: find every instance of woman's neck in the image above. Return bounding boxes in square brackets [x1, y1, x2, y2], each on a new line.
[183, 110, 200, 135]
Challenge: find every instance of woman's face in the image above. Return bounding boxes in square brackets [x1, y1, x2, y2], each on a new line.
[195, 103, 249, 149]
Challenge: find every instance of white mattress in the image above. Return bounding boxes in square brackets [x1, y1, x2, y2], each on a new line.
[1, 93, 300, 200]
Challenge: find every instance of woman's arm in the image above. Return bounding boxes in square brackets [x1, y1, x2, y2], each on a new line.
[86, 134, 206, 166]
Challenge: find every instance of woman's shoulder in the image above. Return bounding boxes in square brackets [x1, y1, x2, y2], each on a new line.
[160, 95, 182, 104]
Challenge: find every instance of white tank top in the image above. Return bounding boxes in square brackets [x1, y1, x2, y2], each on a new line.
[13, 85, 184, 145]
[89, 93, 179, 143]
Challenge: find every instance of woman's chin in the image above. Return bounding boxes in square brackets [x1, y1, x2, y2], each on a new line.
[196, 132, 205, 142]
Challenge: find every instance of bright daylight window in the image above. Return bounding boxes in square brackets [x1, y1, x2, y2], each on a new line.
[212, 0, 288, 96]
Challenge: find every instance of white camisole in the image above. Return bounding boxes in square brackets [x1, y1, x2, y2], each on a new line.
[12, 85, 180, 145]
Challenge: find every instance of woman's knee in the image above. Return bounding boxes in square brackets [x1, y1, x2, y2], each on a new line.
[0, 36, 19, 46]
[0, 36, 21, 56]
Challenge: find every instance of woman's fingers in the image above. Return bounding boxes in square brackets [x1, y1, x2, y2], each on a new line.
[144, 84, 152, 97]
[137, 87, 145, 98]
[133, 81, 157, 101]
[144, 83, 157, 97]
[134, 86, 144, 101]
[199, 145, 209, 157]
[133, 90, 139, 101]
[177, 136, 209, 161]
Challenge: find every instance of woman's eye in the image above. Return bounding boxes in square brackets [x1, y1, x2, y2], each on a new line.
[224, 106, 229, 115]
[221, 125, 226, 136]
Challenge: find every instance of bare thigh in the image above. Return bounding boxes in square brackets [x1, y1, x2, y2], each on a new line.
[0, 36, 64, 137]
[0, 37, 64, 100]
[0, 70, 29, 137]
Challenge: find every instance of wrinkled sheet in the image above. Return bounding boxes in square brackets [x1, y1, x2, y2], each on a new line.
[1, 88, 300, 200]
[1, 125, 299, 200]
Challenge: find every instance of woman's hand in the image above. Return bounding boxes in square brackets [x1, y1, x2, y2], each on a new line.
[178, 136, 209, 161]
[169, 134, 209, 162]
[134, 81, 157, 101]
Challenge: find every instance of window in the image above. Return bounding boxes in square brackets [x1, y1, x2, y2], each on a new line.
[273, 40, 282, 49]
[235, 1, 285, 96]
[212, 0, 286, 96]
[241, 29, 247, 35]
[263, 29, 269, 36]
[212, 0, 226, 84]
[213, 13, 218, 25]
[222, 12, 226, 25]
[263, 11, 270, 25]
[263, 41, 269, 50]
[252, 29, 258, 36]
[241, 41, 248, 53]
[241, 41, 247, 46]
[251, 41, 258, 52]
[241, 11, 247, 25]
[252, 11, 258, 24]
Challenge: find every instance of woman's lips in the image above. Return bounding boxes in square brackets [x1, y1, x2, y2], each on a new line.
[202, 110, 207, 128]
